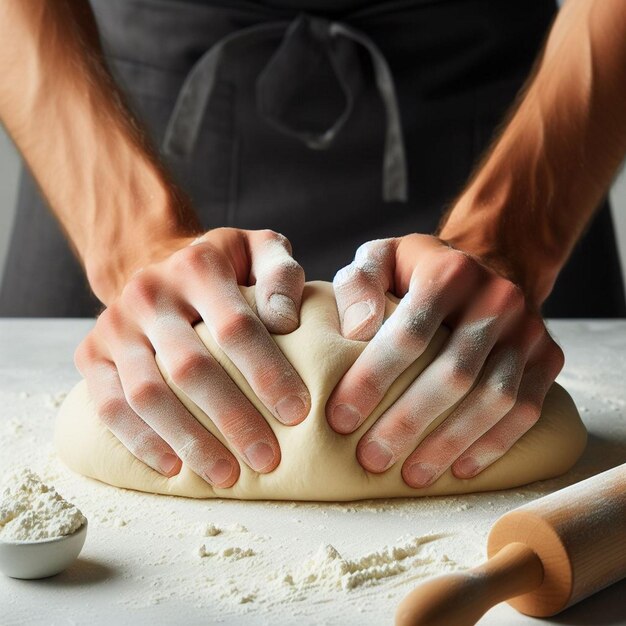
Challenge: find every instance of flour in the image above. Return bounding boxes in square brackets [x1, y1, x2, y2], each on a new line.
[271, 533, 451, 598]
[200, 530, 461, 610]
[222, 547, 256, 559]
[201, 522, 222, 537]
[199, 544, 256, 560]
[0, 468, 85, 541]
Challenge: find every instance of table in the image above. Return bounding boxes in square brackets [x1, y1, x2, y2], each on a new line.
[1, 319, 625, 626]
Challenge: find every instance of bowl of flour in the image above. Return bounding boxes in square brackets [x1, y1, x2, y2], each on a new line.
[0, 468, 87, 579]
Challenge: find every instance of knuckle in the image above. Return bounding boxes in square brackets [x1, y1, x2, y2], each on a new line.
[124, 427, 158, 459]
[443, 249, 475, 281]
[176, 435, 214, 467]
[354, 238, 378, 258]
[258, 228, 278, 239]
[333, 263, 355, 289]
[435, 432, 466, 460]
[516, 401, 542, 430]
[502, 281, 525, 310]
[489, 280, 525, 315]
[96, 306, 125, 338]
[213, 310, 259, 346]
[473, 433, 510, 460]
[417, 427, 461, 463]
[442, 359, 476, 395]
[261, 256, 304, 289]
[126, 379, 166, 412]
[354, 238, 393, 266]
[391, 413, 421, 442]
[253, 362, 292, 396]
[396, 306, 431, 349]
[525, 313, 547, 343]
[546, 337, 565, 371]
[96, 396, 129, 426]
[333, 263, 375, 297]
[354, 240, 376, 265]
[275, 257, 304, 282]
[171, 244, 213, 275]
[74, 336, 98, 370]
[122, 274, 161, 311]
[352, 367, 386, 397]
[266, 229, 289, 248]
[211, 226, 230, 238]
[218, 413, 270, 453]
[483, 381, 517, 412]
[255, 229, 293, 255]
[169, 351, 214, 388]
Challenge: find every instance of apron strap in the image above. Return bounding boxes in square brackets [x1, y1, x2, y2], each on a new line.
[162, 14, 408, 203]
[330, 21, 408, 203]
[161, 21, 288, 158]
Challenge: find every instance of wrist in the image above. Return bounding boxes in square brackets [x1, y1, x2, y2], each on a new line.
[83, 166, 201, 304]
[438, 189, 560, 309]
[85, 232, 196, 306]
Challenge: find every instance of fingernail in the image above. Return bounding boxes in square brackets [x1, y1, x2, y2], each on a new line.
[159, 453, 180, 475]
[331, 403, 361, 433]
[404, 463, 436, 487]
[244, 441, 275, 472]
[455, 456, 480, 478]
[360, 440, 394, 472]
[206, 459, 234, 486]
[343, 301, 372, 337]
[275, 394, 308, 424]
[268, 293, 298, 323]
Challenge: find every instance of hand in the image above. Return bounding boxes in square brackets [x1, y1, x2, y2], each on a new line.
[326, 234, 564, 487]
[74, 228, 310, 488]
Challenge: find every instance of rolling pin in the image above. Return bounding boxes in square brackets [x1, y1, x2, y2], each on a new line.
[396, 463, 626, 626]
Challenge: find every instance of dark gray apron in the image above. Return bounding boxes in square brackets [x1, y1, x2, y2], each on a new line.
[1, 0, 624, 317]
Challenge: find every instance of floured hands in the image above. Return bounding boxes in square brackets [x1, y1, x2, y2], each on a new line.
[326, 234, 564, 488]
[75, 228, 309, 488]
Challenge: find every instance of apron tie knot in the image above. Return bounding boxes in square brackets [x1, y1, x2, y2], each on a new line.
[162, 14, 408, 202]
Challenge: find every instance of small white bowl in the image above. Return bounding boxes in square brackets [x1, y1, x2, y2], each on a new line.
[0, 520, 88, 579]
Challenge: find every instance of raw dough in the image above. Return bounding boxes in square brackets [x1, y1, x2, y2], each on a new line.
[55, 281, 587, 501]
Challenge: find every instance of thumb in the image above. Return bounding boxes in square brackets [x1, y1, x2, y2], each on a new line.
[333, 239, 397, 341]
[248, 229, 305, 335]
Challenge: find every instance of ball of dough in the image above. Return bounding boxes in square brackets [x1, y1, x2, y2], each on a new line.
[55, 281, 587, 501]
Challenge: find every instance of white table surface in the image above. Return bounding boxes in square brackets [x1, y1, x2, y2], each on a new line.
[1, 319, 625, 626]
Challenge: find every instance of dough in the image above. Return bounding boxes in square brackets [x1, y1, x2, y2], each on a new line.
[55, 281, 587, 501]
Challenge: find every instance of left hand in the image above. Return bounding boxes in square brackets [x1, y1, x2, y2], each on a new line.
[325, 234, 564, 488]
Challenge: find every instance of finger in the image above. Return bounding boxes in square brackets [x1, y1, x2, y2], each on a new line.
[75, 337, 182, 477]
[400, 316, 544, 487]
[147, 316, 280, 473]
[99, 310, 240, 488]
[327, 249, 482, 434]
[333, 238, 397, 341]
[452, 332, 564, 479]
[248, 230, 305, 334]
[169, 244, 310, 425]
[356, 280, 525, 474]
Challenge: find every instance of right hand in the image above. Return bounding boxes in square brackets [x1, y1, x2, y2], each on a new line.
[74, 228, 310, 488]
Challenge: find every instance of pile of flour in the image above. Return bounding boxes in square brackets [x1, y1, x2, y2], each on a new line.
[0, 468, 85, 541]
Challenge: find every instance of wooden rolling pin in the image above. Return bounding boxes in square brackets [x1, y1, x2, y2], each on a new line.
[396, 463, 626, 626]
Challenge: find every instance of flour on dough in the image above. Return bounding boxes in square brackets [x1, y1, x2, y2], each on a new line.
[55, 281, 587, 501]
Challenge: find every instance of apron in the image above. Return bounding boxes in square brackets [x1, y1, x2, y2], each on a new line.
[1, 0, 624, 318]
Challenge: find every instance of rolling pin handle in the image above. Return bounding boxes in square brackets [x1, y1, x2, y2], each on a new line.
[395, 542, 544, 626]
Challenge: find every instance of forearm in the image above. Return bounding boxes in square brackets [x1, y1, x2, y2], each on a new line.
[0, 0, 200, 303]
[439, 0, 626, 307]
